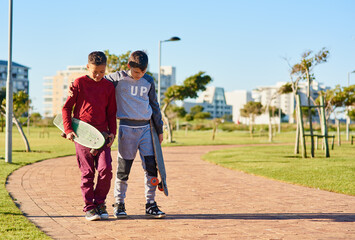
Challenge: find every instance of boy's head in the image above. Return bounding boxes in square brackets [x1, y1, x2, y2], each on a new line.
[87, 51, 107, 82]
[127, 50, 148, 80]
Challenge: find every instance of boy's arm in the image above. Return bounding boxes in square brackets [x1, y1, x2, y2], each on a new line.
[62, 80, 79, 136]
[147, 74, 164, 135]
[106, 86, 117, 138]
[104, 71, 122, 88]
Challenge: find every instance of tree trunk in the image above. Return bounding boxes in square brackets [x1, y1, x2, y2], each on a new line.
[0, 114, 3, 132]
[12, 114, 31, 152]
[249, 117, 254, 138]
[267, 105, 273, 142]
[1, 106, 31, 152]
[27, 114, 30, 136]
[212, 125, 216, 140]
[294, 105, 300, 154]
[278, 108, 281, 133]
[336, 119, 341, 146]
[306, 68, 314, 157]
[161, 99, 174, 143]
[212, 121, 219, 140]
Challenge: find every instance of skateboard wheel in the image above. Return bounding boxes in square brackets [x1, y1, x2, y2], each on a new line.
[158, 182, 163, 191]
[150, 177, 159, 186]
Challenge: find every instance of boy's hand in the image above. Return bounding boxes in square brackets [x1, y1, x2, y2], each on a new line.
[107, 133, 115, 147]
[68, 82, 74, 97]
[66, 131, 77, 142]
[158, 133, 163, 144]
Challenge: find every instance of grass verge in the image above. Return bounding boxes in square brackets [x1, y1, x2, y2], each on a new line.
[203, 143, 355, 195]
[0, 127, 78, 239]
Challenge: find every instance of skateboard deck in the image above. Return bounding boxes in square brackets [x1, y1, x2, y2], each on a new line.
[150, 120, 168, 196]
[53, 113, 105, 149]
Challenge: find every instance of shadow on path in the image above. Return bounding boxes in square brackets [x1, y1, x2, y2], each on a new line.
[24, 213, 355, 222]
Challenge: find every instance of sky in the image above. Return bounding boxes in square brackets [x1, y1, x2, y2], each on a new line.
[1, 0, 355, 114]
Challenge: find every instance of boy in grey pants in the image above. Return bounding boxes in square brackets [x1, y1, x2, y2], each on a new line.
[105, 51, 165, 219]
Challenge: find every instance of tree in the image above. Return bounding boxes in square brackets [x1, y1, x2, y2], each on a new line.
[171, 106, 187, 118]
[105, 49, 156, 80]
[190, 105, 204, 116]
[1, 91, 31, 152]
[255, 86, 289, 142]
[349, 109, 355, 121]
[240, 101, 263, 138]
[194, 112, 211, 120]
[163, 105, 186, 135]
[189, 105, 211, 120]
[285, 48, 329, 155]
[162, 71, 212, 143]
[212, 118, 223, 140]
[318, 84, 355, 145]
[30, 112, 42, 126]
[13, 90, 30, 118]
[104, 50, 130, 73]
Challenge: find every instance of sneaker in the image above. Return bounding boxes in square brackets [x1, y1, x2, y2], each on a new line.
[145, 201, 165, 219]
[85, 208, 101, 221]
[113, 202, 127, 219]
[96, 203, 109, 220]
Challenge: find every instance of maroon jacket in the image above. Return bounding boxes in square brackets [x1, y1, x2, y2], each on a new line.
[62, 75, 117, 136]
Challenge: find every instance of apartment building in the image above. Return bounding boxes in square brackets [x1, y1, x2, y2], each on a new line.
[252, 81, 330, 123]
[153, 66, 176, 102]
[183, 86, 233, 119]
[43, 66, 87, 117]
[0, 60, 29, 93]
[225, 90, 253, 124]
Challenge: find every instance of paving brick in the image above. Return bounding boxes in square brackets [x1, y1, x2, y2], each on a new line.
[5, 145, 355, 239]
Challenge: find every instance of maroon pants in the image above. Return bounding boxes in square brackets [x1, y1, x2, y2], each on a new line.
[75, 142, 112, 212]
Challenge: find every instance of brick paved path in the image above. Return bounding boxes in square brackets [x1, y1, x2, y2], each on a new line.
[6, 145, 355, 239]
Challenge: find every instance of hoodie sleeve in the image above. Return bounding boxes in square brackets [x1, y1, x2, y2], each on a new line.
[146, 74, 164, 134]
[62, 79, 79, 134]
[104, 71, 123, 88]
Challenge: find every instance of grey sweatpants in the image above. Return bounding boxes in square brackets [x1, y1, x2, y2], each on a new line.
[114, 124, 158, 204]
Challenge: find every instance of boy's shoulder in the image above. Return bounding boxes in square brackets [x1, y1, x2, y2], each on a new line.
[101, 78, 116, 88]
[104, 70, 129, 82]
[142, 73, 154, 84]
[115, 70, 129, 79]
[73, 75, 88, 85]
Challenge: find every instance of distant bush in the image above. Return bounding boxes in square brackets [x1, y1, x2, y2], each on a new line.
[185, 114, 193, 121]
[219, 123, 249, 132]
[194, 112, 211, 119]
[192, 124, 212, 131]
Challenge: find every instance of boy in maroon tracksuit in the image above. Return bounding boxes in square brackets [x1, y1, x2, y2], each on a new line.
[62, 51, 117, 221]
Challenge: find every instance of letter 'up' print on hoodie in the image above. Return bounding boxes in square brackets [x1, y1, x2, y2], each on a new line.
[104, 70, 164, 133]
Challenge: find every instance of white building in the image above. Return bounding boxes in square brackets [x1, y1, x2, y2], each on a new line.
[0, 60, 30, 94]
[153, 66, 176, 102]
[183, 86, 233, 119]
[252, 81, 330, 123]
[43, 65, 87, 118]
[225, 90, 253, 124]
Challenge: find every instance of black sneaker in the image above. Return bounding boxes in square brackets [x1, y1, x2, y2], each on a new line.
[96, 203, 109, 220]
[113, 202, 127, 219]
[85, 208, 101, 221]
[145, 201, 165, 219]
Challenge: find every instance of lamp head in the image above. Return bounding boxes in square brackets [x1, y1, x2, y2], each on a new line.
[169, 36, 181, 41]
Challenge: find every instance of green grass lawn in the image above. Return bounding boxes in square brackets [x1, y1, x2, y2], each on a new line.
[163, 129, 295, 146]
[0, 127, 78, 239]
[0, 126, 354, 239]
[203, 142, 355, 195]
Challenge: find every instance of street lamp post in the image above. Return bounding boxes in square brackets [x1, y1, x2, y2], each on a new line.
[5, 0, 13, 163]
[346, 70, 355, 141]
[158, 36, 180, 105]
